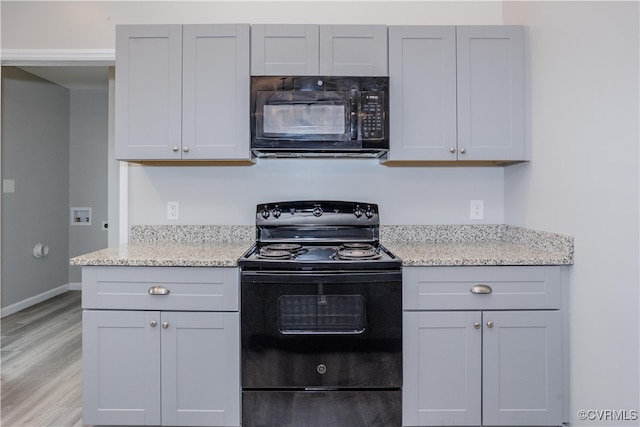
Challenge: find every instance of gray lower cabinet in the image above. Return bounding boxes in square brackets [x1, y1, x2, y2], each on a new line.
[115, 24, 250, 161]
[402, 266, 566, 427]
[388, 25, 527, 162]
[251, 24, 388, 76]
[82, 266, 240, 427]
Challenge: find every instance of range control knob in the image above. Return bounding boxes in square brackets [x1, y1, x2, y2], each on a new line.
[365, 205, 374, 219]
[312, 206, 323, 217]
[354, 205, 364, 218]
[260, 206, 270, 219]
[272, 206, 282, 218]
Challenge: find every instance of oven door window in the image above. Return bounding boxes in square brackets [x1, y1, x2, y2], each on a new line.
[277, 295, 366, 334]
[256, 91, 351, 141]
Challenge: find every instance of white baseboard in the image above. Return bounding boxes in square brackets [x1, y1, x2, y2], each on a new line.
[0, 283, 76, 318]
[68, 282, 82, 291]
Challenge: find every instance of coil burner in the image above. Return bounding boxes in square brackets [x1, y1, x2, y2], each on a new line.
[257, 243, 308, 259]
[335, 247, 382, 260]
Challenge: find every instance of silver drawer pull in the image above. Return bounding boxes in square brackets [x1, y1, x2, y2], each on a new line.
[148, 286, 170, 296]
[470, 284, 493, 294]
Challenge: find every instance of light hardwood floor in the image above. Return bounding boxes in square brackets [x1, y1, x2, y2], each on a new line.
[1, 291, 85, 427]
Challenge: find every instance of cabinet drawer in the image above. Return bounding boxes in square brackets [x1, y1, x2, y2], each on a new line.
[82, 266, 239, 311]
[403, 266, 562, 310]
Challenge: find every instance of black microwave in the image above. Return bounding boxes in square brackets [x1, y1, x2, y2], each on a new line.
[250, 76, 389, 158]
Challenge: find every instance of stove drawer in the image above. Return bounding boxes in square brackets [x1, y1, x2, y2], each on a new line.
[403, 266, 562, 310]
[82, 266, 239, 311]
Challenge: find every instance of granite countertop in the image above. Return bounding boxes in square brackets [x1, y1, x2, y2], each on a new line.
[70, 224, 574, 267]
[70, 225, 255, 267]
[381, 225, 574, 266]
[69, 241, 253, 267]
[386, 241, 570, 266]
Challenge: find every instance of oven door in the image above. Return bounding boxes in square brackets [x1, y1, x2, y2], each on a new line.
[241, 270, 402, 389]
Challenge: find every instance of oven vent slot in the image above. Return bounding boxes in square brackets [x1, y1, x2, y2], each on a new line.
[277, 295, 365, 334]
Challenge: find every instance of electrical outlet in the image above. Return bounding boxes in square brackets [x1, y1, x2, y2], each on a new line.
[470, 200, 484, 220]
[167, 201, 179, 220]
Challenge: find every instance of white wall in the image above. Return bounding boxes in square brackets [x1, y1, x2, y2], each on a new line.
[503, 2, 639, 425]
[128, 161, 505, 225]
[1, 1, 503, 49]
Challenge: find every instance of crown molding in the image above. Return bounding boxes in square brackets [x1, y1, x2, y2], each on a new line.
[0, 49, 115, 66]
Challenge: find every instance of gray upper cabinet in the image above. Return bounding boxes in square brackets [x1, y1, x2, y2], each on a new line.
[319, 25, 388, 75]
[457, 26, 526, 161]
[115, 24, 250, 161]
[251, 24, 388, 76]
[388, 26, 457, 161]
[115, 25, 183, 160]
[182, 25, 250, 160]
[251, 24, 320, 75]
[388, 25, 527, 162]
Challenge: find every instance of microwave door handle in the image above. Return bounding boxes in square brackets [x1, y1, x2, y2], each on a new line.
[350, 89, 358, 139]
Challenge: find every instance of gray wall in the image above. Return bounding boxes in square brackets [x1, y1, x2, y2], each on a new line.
[1, 67, 70, 308]
[68, 89, 109, 283]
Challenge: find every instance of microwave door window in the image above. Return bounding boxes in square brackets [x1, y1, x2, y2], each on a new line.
[263, 104, 347, 138]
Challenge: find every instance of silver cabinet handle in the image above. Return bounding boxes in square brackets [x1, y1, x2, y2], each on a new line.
[150, 320, 157, 327]
[162, 322, 169, 329]
[450, 147, 456, 153]
[460, 147, 467, 154]
[172, 146, 179, 152]
[148, 286, 170, 296]
[474, 322, 481, 329]
[487, 321, 494, 329]
[470, 284, 493, 294]
[182, 146, 189, 153]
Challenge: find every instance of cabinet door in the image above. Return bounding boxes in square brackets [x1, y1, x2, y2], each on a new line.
[251, 24, 319, 75]
[457, 26, 526, 161]
[82, 310, 161, 425]
[161, 312, 240, 427]
[403, 311, 482, 426]
[482, 311, 563, 426]
[115, 25, 183, 160]
[182, 24, 250, 160]
[319, 25, 388, 76]
[388, 26, 457, 161]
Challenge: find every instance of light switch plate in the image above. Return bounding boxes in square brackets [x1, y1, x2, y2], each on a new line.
[3, 179, 15, 193]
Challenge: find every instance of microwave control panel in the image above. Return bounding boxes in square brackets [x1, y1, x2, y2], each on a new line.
[360, 92, 384, 140]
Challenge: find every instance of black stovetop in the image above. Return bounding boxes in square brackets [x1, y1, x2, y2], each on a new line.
[238, 243, 402, 271]
[238, 200, 402, 271]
